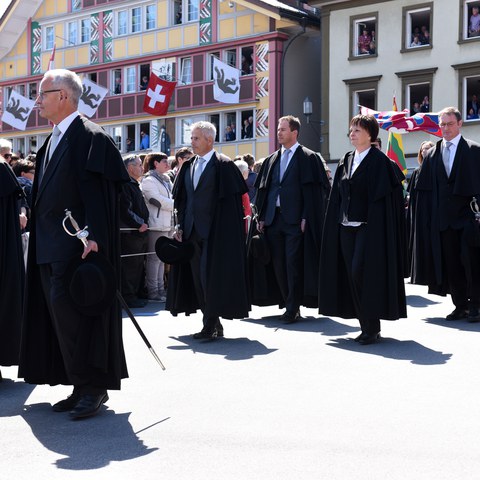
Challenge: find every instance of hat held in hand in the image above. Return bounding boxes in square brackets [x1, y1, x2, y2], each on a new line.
[155, 236, 194, 264]
[65, 252, 117, 316]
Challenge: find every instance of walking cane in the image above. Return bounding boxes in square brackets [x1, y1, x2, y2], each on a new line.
[63, 209, 166, 370]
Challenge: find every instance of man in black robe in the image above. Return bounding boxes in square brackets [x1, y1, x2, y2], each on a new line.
[0, 157, 25, 379]
[411, 106, 480, 321]
[166, 121, 250, 339]
[18, 69, 130, 419]
[253, 116, 330, 321]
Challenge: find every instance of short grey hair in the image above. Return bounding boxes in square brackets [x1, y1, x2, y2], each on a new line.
[438, 106, 462, 122]
[191, 121, 216, 141]
[234, 159, 249, 176]
[43, 69, 83, 107]
[123, 154, 140, 169]
[0, 138, 13, 153]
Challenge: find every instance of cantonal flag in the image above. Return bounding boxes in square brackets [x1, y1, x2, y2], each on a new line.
[386, 97, 407, 174]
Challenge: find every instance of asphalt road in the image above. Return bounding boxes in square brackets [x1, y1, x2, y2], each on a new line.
[2, 281, 480, 480]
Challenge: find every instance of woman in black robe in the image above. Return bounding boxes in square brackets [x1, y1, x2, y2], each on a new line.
[0, 157, 25, 378]
[318, 114, 407, 344]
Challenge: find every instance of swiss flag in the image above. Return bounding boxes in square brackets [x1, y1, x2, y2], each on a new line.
[143, 74, 177, 116]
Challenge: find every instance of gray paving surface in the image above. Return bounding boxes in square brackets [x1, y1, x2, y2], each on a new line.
[2, 281, 480, 479]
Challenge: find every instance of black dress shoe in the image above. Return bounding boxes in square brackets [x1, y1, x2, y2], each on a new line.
[446, 308, 469, 321]
[126, 298, 147, 308]
[358, 333, 380, 345]
[69, 393, 109, 420]
[193, 331, 217, 340]
[281, 310, 300, 324]
[216, 328, 224, 337]
[353, 332, 367, 342]
[52, 392, 82, 412]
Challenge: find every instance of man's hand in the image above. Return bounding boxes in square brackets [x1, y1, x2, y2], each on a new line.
[139, 223, 148, 233]
[82, 240, 99, 259]
[301, 219, 306, 233]
[173, 230, 183, 242]
[19, 212, 28, 230]
[257, 220, 265, 234]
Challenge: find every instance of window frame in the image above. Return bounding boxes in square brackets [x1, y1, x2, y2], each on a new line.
[44, 25, 55, 51]
[395, 68, 437, 114]
[145, 4, 157, 30]
[67, 21, 78, 46]
[343, 75, 382, 118]
[131, 7, 142, 33]
[80, 18, 91, 44]
[179, 57, 192, 85]
[460, 0, 480, 42]
[452, 61, 480, 122]
[125, 66, 136, 93]
[349, 12, 378, 60]
[401, 3, 433, 53]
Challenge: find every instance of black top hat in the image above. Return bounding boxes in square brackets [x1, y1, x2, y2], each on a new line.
[250, 233, 271, 265]
[155, 236, 194, 264]
[65, 252, 117, 316]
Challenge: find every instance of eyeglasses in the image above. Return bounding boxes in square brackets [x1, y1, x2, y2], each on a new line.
[3, 153, 12, 159]
[439, 122, 457, 128]
[37, 89, 62, 99]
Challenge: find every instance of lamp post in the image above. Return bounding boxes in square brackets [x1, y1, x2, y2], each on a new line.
[303, 96, 324, 143]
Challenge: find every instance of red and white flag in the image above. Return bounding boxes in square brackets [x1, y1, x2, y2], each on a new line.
[47, 43, 56, 71]
[143, 74, 176, 116]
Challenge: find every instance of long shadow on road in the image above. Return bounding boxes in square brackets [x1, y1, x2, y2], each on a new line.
[327, 337, 452, 365]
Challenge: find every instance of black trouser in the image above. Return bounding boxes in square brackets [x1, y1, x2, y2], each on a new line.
[440, 227, 480, 309]
[187, 228, 222, 334]
[340, 225, 380, 335]
[264, 209, 303, 314]
[120, 232, 148, 300]
[39, 262, 106, 395]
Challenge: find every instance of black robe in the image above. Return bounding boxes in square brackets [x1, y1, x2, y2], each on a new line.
[0, 161, 25, 366]
[18, 117, 130, 389]
[166, 156, 251, 319]
[318, 148, 407, 320]
[250, 147, 331, 308]
[410, 137, 480, 296]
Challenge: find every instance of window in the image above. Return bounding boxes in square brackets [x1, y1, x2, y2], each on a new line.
[112, 69, 122, 95]
[241, 46, 254, 75]
[16, 84, 26, 96]
[453, 61, 480, 120]
[140, 123, 150, 150]
[81, 18, 91, 43]
[224, 112, 236, 142]
[402, 4, 432, 50]
[112, 126, 122, 151]
[45, 26, 54, 50]
[153, 59, 176, 81]
[67, 21, 77, 46]
[139, 64, 150, 91]
[225, 49, 237, 68]
[209, 114, 220, 142]
[125, 67, 136, 93]
[462, 0, 480, 40]
[117, 10, 128, 35]
[350, 14, 377, 58]
[180, 57, 192, 85]
[343, 75, 382, 117]
[208, 52, 220, 81]
[241, 110, 254, 139]
[132, 7, 142, 33]
[173, 0, 199, 24]
[28, 82, 37, 100]
[180, 115, 202, 144]
[187, 0, 199, 22]
[395, 68, 437, 115]
[146, 4, 156, 30]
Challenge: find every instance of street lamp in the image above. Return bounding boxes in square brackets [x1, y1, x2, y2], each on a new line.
[303, 96, 324, 142]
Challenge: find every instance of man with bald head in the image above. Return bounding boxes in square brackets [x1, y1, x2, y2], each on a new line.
[19, 69, 130, 420]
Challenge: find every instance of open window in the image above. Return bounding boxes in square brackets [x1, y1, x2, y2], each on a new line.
[395, 68, 436, 114]
[453, 61, 480, 121]
[350, 14, 377, 59]
[461, 0, 480, 41]
[112, 69, 122, 95]
[402, 3, 432, 51]
[343, 75, 381, 118]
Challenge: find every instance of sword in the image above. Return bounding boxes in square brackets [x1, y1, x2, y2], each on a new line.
[470, 197, 480, 224]
[62, 209, 166, 370]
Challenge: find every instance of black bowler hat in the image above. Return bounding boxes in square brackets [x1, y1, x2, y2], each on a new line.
[65, 252, 117, 316]
[155, 236, 194, 264]
[250, 233, 271, 265]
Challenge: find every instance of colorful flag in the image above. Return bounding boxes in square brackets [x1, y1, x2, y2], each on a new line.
[213, 57, 240, 104]
[47, 43, 56, 71]
[143, 73, 176, 116]
[386, 97, 407, 174]
[78, 78, 108, 118]
[1, 90, 35, 131]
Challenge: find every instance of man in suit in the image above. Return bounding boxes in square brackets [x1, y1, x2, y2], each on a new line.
[411, 106, 480, 321]
[18, 69, 130, 420]
[254, 115, 330, 322]
[167, 121, 250, 339]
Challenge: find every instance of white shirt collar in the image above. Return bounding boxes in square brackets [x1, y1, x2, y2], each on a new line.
[443, 133, 461, 148]
[55, 111, 80, 136]
[199, 149, 215, 163]
[282, 142, 299, 156]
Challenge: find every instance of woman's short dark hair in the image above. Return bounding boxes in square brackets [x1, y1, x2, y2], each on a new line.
[350, 114, 379, 142]
[12, 159, 35, 176]
[145, 152, 168, 171]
